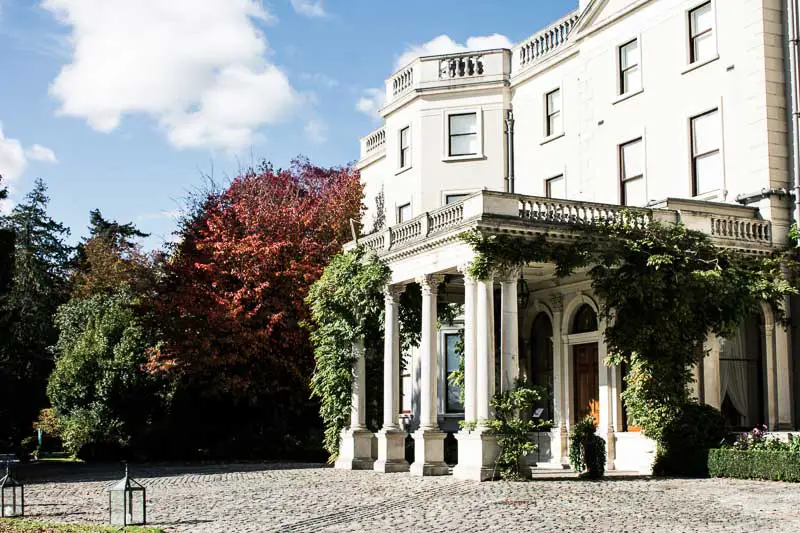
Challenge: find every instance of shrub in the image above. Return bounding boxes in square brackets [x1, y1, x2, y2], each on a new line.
[653, 402, 726, 477]
[708, 448, 800, 482]
[732, 425, 790, 452]
[569, 416, 606, 479]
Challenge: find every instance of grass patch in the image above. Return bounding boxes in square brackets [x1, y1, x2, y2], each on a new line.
[0, 519, 163, 532]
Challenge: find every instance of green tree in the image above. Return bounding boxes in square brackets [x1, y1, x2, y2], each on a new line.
[48, 288, 164, 458]
[0, 178, 72, 451]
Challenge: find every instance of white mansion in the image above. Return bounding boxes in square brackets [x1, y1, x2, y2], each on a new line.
[337, 0, 800, 478]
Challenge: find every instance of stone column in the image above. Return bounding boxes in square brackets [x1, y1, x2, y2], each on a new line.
[549, 294, 569, 465]
[375, 285, 409, 473]
[460, 265, 478, 423]
[410, 274, 448, 476]
[597, 319, 614, 470]
[335, 339, 375, 470]
[775, 308, 794, 429]
[499, 270, 520, 392]
[454, 275, 500, 481]
[763, 320, 779, 430]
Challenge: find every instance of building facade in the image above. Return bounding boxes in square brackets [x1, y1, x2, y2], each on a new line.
[339, 0, 800, 478]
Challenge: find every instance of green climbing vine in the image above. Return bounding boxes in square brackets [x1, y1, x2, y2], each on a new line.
[463, 219, 797, 473]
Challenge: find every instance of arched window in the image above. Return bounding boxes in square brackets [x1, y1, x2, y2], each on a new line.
[529, 313, 554, 423]
[571, 304, 598, 334]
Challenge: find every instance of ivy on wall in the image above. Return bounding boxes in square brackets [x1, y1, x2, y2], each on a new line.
[463, 220, 796, 472]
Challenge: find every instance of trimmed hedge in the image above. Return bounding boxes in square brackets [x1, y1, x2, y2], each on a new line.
[708, 448, 800, 482]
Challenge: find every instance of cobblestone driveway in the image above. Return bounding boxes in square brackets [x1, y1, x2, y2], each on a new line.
[19, 463, 800, 532]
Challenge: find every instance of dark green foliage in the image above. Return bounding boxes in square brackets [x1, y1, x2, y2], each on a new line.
[486, 383, 549, 480]
[463, 221, 795, 474]
[0, 179, 72, 452]
[708, 448, 800, 482]
[569, 416, 606, 479]
[652, 403, 727, 477]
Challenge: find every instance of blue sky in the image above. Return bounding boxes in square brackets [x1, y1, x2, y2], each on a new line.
[0, 0, 576, 249]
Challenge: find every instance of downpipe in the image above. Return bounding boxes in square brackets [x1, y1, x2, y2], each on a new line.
[505, 109, 515, 194]
[786, 0, 800, 225]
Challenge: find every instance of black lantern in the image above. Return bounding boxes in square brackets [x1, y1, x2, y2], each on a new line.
[0, 464, 23, 518]
[108, 464, 146, 527]
[516, 274, 530, 309]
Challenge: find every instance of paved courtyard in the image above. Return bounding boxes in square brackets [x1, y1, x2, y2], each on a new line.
[17, 463, 800, 532]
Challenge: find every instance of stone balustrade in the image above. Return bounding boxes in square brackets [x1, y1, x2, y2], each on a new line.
[516, 11, 580, 71]
[360, 127, 386, 160]
[348, 191, 774, 255]
[439, 54, 484, 80]
[391, 66, 414, 97]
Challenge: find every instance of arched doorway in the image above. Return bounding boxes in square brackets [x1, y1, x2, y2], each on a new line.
[529, 313, 554, 423]
[572, 304, 599, 424]
[720, 312, 766, 429]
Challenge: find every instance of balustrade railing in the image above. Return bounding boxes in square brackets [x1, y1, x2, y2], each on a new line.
[439, 54, 484, 79]
[518, 12, 580, 70]
[518, 197, 652, 230]
[363, 128, 385, 154]
[390, 218, 422, 247]
[428, 202, 465, 234]
[392, 66, 414, 97]
[710, 216, 772, 244]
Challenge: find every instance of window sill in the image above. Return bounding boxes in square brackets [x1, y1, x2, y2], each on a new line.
[540, 132, 565, 146]
[441, 412, 465, 418]
[613, 88, 644, 105]
[395, 165, 412, 176]
[442, 154, 485, 163]
[692, 188, 724, 202]
[682, 54, 719, 75]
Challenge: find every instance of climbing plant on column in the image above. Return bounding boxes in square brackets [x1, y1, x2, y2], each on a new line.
[463, 219, 796, 474]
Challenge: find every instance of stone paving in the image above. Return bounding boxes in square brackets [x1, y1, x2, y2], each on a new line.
[17, 463, 800, 532]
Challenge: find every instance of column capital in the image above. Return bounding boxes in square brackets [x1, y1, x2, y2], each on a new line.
[384, 284, 405, 302]
[417, 274, 445, 294]
[457, 263, 477, 284]
[497, 266, 521, 284]
[549, 293, 564, 313]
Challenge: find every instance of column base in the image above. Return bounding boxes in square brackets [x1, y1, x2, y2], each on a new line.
[452, 429, 500, 481]
[334, 428, 375, 470]
[409, 428, 449, 476]
[374, 428, 409, 473]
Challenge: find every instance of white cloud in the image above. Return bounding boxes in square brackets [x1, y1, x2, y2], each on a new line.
[304, 118, 327, 144]
[290, 0, 326, 18]
[26, 144, 58, 163]
[0, 126, 27, 184]
[42, 0, 300, 152]
[356, 88, 386, 120]
[395, 33, 513, 69]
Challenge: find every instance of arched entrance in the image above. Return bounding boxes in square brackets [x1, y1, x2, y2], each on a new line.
[529, 313, 554, 422]
[572, 304, 600, 423]
[720, 312, 767, 429]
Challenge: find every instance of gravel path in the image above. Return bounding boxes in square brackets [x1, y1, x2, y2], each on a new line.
[17, 463, 800, 532]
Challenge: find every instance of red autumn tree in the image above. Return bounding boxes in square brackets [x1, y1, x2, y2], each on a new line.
[149, 158, 362, 398]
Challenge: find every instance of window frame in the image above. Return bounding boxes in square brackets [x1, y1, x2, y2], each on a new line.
[441, 330, 465, 415]
[397, 202, 412, 224]
[690, 108, 723, 197]
[619, 137, 645, 206]
[688, 1, 715, 65]
[447, 112, 479, 157]
[544, 88, 563, 138]
[545, 174, 566, 199]
[399, 125, 411, 170]
[618, 38, 641, 96]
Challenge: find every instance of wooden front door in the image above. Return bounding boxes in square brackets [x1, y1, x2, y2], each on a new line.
[573, 343, 600, 424]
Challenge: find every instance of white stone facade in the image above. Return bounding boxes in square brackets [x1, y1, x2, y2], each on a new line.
[343, 0, 799, 477]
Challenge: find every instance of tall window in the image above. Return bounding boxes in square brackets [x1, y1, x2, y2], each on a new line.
[545, 89, 562, 137]
[448, 113, 478, 156]
[689, 2, 714, 64]
[444, 332, 464, 413]
[546, 175, 565, 199]
[691, 109, 722, 196]
[619, 39, 641, 95]
[445, 193, 469, 205]
[397, 203, 412, 223]
[399, 126, 411, 168]
[620, 138, 645, 206]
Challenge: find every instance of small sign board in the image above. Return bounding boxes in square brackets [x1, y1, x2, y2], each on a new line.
[532, 408, 544, 418]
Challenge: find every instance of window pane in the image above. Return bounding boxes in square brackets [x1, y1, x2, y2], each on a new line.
[400, 127, 409, 148]
[445, 333, 464, 412]
[691, 3, 713, 36]
[546, 175, 565, 198]
[449, 113, 477, 135]
[450, 133, 478, 156]
[692, 110, 720, 154]
[398, 203, 412, 223]
[445, 194, 469, 205]
[695, 151, 722, 195]
[620, 40, 639, 70]
[621, 66, 641, 94]
[621, 139, 644, 179]
[400, 146, 410, 167]
[692, 32, 715, 63]
[547, 89, 561, 114]
[623, 177, 646, 206]
[547, 111, 562, 136]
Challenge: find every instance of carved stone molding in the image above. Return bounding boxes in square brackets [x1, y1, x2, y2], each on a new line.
[417, 274, 446, 295]
[549, 293, 564, 313]
[384, 284, 406, 302]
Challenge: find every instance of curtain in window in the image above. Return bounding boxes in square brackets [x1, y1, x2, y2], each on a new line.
[720, 327, 749, 422]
